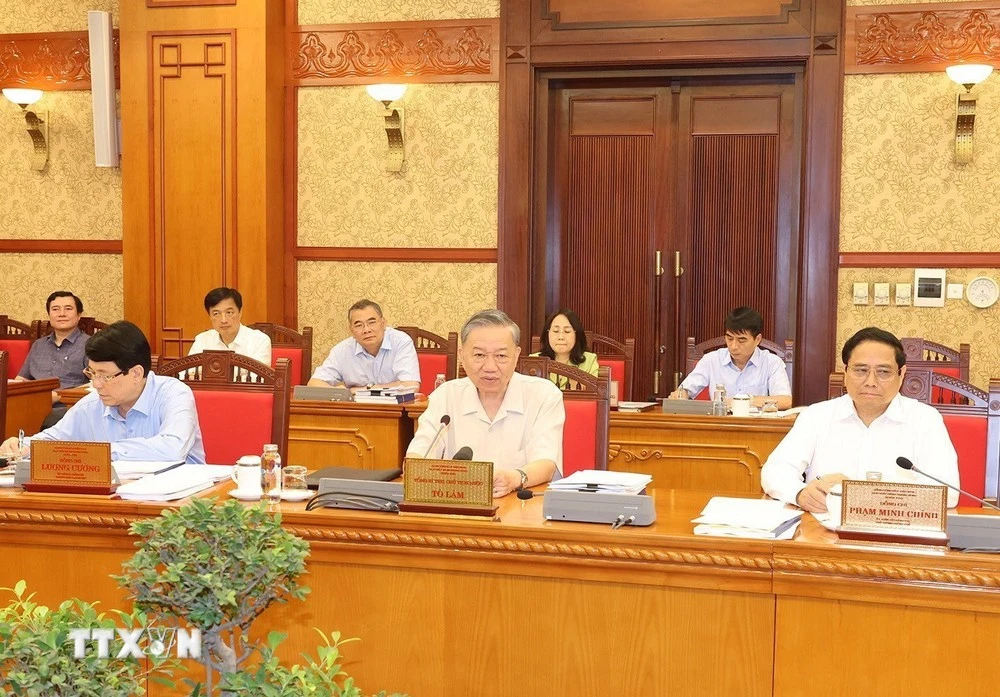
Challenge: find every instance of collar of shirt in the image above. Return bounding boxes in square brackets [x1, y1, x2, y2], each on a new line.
[721, 345, 762, 369]
[103, 372, 158, 422]
[212, 323, 249, 349]
[352, 335, 391, 358]
[833, 392, 906, 424]
[45, 327, 83, 346]
[459, 373, 527, 422]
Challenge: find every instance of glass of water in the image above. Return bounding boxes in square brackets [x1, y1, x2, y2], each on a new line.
[283, 465, 308, 490]
[761, 399, 779, 417]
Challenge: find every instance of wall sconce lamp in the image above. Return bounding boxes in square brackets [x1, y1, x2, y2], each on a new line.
[365, 84, 407, 173]
[2, 88, 48, 171]
[945, 64, 993, 164]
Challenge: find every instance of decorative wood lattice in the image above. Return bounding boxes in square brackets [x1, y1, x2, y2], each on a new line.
[0, 31, 120, 90]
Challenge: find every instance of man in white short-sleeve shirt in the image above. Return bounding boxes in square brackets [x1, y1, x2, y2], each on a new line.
[406, 309, 565, 498]
[188, 287, 271, 366]
[761, 327, 959, 511]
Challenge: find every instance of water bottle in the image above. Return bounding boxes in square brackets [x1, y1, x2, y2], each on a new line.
[433, 374, 446, 391]
[261, 444, 282, 504]
[712, 384, 727, 416]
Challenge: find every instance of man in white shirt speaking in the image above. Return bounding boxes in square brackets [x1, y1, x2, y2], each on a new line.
[188, 287, 271, 365]
[406, 309, 565, 498]
[761, 327, 959, 512]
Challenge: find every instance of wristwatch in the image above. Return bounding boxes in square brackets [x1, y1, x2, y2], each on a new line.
[515, 469, 528, 491]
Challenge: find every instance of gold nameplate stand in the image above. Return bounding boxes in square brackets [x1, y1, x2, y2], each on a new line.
[23, 441, 116, 495]
[838, 480, 948, 546]
[400, 458, 498, 518]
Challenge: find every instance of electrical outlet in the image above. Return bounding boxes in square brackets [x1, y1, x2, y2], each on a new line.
[947, 283, 964, 300]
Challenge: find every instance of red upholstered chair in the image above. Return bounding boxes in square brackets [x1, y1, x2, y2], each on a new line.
[900, 337, 971, 404]
[517, 356, 610, 476]
[827, 369, 998, 507]
[249, 322, 313, 386]
[152, 351, 292, 465]
[397, 326, 458, 395]
[530, 332, 635, 401]
[685, 336, 794, 400]
[32, 317, 108, 339]
[0, 316, 33, 376]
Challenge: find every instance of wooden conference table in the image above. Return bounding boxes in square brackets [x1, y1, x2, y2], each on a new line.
[1, 483, 997, 697]
[4, 377, 59, 440]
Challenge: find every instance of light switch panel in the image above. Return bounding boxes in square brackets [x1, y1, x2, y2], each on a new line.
[895, 283, 912, 306]
[853, 282, 869, 305]
[947, 283, 964, 299]
[873, 283, 890, 306]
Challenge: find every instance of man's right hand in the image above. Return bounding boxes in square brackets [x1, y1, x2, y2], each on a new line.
[0, 437, 27, 459]
[795, 473, 848, 513]
[668, 389, 689, 400]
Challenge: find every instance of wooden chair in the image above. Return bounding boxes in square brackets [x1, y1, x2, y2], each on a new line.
[529, 332, 635, 401]
[249, 322, 313, 386]
[0, 316, 34, 376]
[685, 336, 794, 399]
[517, 356, 610, 475]
[153, 350, 292, 465]
[900, 337, 971, 404]
[828, 369, 999, 507]
[32, 317, 109, 340]
[397, 326, 458, 395]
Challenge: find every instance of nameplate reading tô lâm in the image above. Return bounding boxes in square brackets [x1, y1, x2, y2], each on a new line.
[401, 458, 496, 517]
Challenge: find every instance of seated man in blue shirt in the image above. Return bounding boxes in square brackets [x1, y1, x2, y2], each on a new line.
[307, 299, 421, 392]
[0, 321, 206, 463]
[668, 306, 792, 409]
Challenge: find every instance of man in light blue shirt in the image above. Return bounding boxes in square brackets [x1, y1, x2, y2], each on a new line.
[307, 299, 421, 391]
[669, 307, 792, 409]
[0, 321, 206, 463]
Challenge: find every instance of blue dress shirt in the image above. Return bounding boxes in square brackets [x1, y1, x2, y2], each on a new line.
[17, 328, 89, 388]
[31, 372, 206, 463]
[679, 346, 791, 399]
[311, 327, 421, 388]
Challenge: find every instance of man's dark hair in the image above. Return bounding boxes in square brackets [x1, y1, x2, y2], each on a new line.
[724, 307, 763, 337]
[46, 291, 83, 314]
[347, 299, 383, 321]
[203, 287, 243, 312]
[539, 308, 589, 365]
[85, 321, 152, 377]
[841, 327, 906, 369]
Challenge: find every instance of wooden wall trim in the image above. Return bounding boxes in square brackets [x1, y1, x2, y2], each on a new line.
[846, 2, 1000, 74]
[839, 252, 1000, 268]
[0, 30, 120, 91]
[540, 0, 803, 30]
[0, 239, 122, 254]
[148, 0, 235, 6]
[295, 247, 498, 263]
[288, 19, 500, 86]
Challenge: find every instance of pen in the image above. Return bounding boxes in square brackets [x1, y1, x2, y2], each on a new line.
[17, 429, 24, 452]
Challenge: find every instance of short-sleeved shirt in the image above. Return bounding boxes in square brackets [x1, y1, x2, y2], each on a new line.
[17, 328, 89, 388]
[406, 372, 566, 473]
[311, 327, 420, 388]
[188, 324, 272, 365]
[679, 346, 791, 398]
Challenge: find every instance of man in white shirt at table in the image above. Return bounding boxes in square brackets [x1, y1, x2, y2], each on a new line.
[761, 327, 959, 512]
[188, 287, 271, 365]
[406, 309, 565, 498]
[307, 299, 420, 392]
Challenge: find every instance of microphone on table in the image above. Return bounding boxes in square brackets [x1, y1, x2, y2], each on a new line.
[895, 456, 1000, 511]
[516, 489, 543, 500]
[421, 415, 451, 458]
[453, 446, 474, 461]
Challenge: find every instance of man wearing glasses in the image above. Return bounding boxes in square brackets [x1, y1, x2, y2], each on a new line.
[188, 287, 271, 364]
[761, 327, 959, 512]
[0, 321, 206, 463]
[406, 309, 565, 498]
[307, 298, 420, 392]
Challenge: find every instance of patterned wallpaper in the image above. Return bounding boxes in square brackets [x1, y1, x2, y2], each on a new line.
[0, 93, 122, 240]
[298, 0, 499, 24]
[0, 253, 123, 323]
[0, 0, 116, 32]
[298, 84, 498, 248]
[298, 260, 496, 368]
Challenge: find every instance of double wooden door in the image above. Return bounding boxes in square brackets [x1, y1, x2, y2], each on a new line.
[537, 72, 802, 399]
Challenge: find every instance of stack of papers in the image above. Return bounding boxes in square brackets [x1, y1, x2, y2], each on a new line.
[616, 401, 658, 413]
[548, 469, 652, 495]
[112, 460, 183, 482]
[354, 387, 417, 404]
[117, 465, 233, 502]
[692, 497, 802, 539]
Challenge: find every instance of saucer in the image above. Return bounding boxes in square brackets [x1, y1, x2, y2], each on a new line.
[229, 489, 262, 501]
[280, 489, 313, 502]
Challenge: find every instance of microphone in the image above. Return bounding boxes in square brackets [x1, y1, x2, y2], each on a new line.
[421, 415, 451, 458]
[453, 446, 474, 461]
[895, 457, 1000, 511]
[516, 489, 543, 500]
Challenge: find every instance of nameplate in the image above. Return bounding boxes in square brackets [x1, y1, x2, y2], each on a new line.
[839, 480, 948, 546]
[23, 441, 116, 495]
[400, 458, 496, 517]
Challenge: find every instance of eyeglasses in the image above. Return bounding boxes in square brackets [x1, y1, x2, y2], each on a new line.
[352, 318, 381, 330]
[83, 368, 125, 386]
[210, 309, 238, 320]
[466, 351, 512, 366]
[846, 365, 900, 382]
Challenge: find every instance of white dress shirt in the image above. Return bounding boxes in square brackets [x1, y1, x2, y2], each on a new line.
[406, 372, 566, 474]
[188, 324, 272, 365]
[761, 394, 959, 507]
[311, 327, 420, 388]
[679, 346, 791, 398]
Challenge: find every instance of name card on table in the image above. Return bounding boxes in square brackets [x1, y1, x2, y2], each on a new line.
[400, 458, 497, 518]
[23, 441, 116, 495]
[838, 480, 948, 546]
